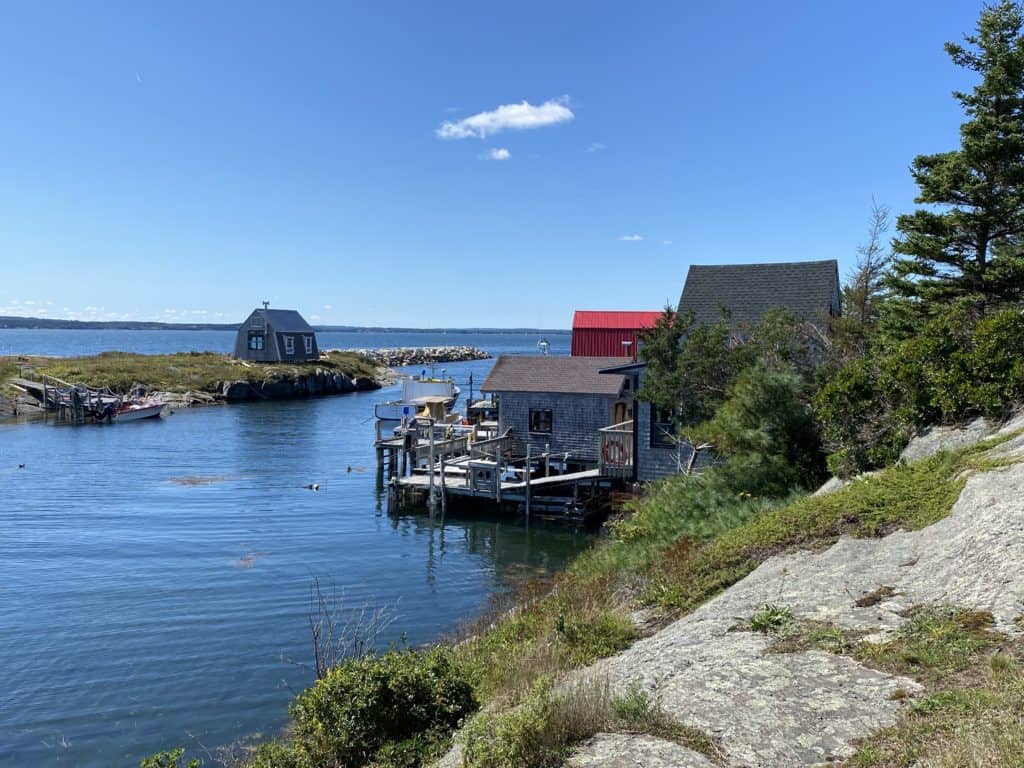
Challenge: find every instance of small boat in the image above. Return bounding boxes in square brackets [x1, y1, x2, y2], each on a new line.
[103, 402, 166, 422]
[375, 375, 460, 421]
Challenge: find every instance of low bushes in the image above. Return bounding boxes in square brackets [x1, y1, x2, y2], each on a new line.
[249, 646, 476, 768]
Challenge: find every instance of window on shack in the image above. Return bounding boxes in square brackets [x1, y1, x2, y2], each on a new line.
[304, 335, 314, 355]
[651, 406, 677, 448]
[283, 335, 295, 355]
[248, 333, 265, 351]
[529, 408, 553, 434]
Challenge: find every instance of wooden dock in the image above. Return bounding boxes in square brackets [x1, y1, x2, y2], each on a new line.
[8, 375, 124, 423]
[376, 418, 614, 524]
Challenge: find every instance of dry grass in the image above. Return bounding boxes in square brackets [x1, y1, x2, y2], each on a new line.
[453, 572, 637, 707]
[460, 677, 721, 768]
[846, 644, 1024, 767]
[7, 351, 378, 394]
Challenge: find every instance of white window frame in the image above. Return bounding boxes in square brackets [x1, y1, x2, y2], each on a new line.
[303, 335, 313, 355]
[283, 335, 295, 355]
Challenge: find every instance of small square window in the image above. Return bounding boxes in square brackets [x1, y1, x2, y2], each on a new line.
[248, 333, 265, 351]
[529, 408, 552, 434]
[304, 335, 313, 355]
[283, 335, 295, 355]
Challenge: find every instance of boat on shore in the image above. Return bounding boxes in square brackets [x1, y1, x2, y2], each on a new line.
[113, 402, 167, 422]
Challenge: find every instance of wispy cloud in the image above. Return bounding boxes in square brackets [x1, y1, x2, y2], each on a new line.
[662, 240, 672, 245]
[618, 234, 644, 242]
[486, 147, 511, 161]
[436, 96, 573, 140]
[323, 304, 332, 310]
[586, 142, 606, 152]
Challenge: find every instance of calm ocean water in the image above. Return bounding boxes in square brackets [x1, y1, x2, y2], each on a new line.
[0, 329, 574, 768]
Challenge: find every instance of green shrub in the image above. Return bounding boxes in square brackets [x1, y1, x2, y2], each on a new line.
[814, 356, 914, 477]
[139, 748, 199, 768]
[815, 306, 1024, 476]
[692, 363, 826, 495]
[461, 678, 609, 768]
[286, 646, 476, 768]
[248, 741, 300, 768]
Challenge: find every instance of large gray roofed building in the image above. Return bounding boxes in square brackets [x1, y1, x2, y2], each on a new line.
[677, 259, 841, 328]
[482, 355, 630, 396]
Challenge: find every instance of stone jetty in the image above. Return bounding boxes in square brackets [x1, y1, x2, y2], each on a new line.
[337, 346, 491, 367]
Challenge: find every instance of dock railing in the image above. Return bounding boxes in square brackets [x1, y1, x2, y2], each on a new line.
[470, 429, 513, 461]
[598, 420, 633, 479]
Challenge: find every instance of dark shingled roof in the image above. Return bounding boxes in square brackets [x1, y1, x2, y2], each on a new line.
[482, 355, 630, 396]
[261, 309, 314, 333]
[677, 260, 840, 328]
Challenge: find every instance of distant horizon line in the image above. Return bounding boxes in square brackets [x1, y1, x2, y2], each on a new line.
[0, 315, 570, 334]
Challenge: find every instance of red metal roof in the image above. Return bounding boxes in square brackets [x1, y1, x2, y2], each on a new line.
[572, 310, 663, 330]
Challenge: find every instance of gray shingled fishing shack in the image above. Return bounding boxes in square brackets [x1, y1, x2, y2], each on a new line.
[233, 304, 320, 363]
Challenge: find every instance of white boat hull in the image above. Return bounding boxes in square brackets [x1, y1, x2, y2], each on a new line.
[114, 403, 166, 422]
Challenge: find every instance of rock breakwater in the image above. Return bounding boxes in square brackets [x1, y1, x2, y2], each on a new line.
[338, 346, 491, 367]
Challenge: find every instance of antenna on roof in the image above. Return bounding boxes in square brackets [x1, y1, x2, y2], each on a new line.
[262, 300, 270, 310]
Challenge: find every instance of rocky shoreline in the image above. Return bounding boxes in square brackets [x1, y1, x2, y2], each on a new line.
[216, 369, 381, 402]
[339, 346, 491, 367]
[1, 346, 495, 418]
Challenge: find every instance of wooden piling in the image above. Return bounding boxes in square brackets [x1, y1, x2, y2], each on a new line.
[440, 455, 447, 518]
[525, 444, 532, 521]
[427, 420, 436, 517]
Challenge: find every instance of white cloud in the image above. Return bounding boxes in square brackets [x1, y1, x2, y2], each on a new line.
[323, 304, 332, 310]
[487, 147, 511, 160]
[586, 142, 606, 152]
[436, 96, 573, 139]
[310, 314, 321, 321]
[618, 234, 644, 242]
[662, 240, 673, 245]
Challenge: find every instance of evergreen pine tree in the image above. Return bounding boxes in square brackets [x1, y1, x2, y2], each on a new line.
[892, 0, 1024, 310]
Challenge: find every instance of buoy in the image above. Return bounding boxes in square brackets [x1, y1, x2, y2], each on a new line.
[305, 483, 320, 491]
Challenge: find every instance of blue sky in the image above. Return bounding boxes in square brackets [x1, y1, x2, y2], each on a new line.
[0, 1, 984, 328]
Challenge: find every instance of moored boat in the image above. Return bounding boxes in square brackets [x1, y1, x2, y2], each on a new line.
[112, 402, 166, 422]
[375, 375, 460, 421]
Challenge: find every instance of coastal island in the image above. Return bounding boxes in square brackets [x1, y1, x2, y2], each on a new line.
[0, 345, 491, 417]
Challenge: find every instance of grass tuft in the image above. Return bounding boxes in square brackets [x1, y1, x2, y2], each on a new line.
[460, 677, 720, 768]
[746, 604, 794, 634]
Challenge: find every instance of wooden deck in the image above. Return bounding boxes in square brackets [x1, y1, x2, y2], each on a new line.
[398, 467, 600, 494]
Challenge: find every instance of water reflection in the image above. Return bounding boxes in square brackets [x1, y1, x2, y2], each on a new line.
[0, 375, 590, 768]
